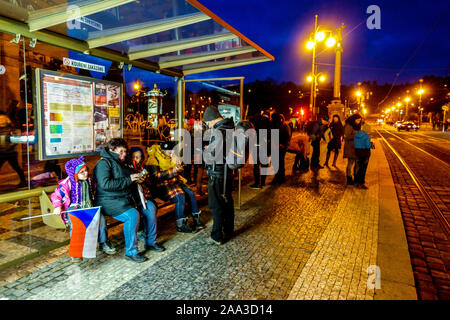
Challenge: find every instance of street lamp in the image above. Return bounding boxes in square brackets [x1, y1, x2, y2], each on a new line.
[404, 91, 410, 120]
[418, 79, 424, 126]
[307, 73, 327, 108]
[305, 14, 336, 120]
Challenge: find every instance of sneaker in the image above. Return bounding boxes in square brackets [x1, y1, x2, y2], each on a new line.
[357, 184, 368, 190]
[192, 212, 203, 231]
[146, 243, 165, 252]
[249, 183, 262, 189]
[177, 223, 194, 234]
[101, 241, 116, 255]
[125, 254, 147, 263]
[205, 237, 222, 246]
[71, 257, 82, 262]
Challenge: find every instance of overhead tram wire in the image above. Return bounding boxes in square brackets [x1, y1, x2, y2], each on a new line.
[377, 4, 449, 108]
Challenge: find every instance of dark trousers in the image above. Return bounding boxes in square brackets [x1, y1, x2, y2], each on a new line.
[310, 140, 320, 168]
[293, 153, 309, 171]
[273, 147, 287, 182]
[208, 175, 234, 242]
[0, 151, 26, 182]
[253, 160, 269, 186]
[355, 151, 370, 185]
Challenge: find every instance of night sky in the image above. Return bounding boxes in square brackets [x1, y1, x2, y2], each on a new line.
[195, 0, 450, 86]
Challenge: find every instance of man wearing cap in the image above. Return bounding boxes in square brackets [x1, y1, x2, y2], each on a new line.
[203, 106, 236, 245]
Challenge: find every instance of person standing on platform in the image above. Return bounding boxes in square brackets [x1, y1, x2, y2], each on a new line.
[203, 106, 235, 245]
[343, 113, 362, 185]
[306, 116, 328, 169]
[324, 114, 344, 168]
[354, 121, 374, 189]
[270, 112, 291, 184]
[249, 111, 271, 189]
[0, 111, 27, 187]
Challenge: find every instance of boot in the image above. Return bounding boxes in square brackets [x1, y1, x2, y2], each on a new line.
[192, 211, 203, 231]
[347, 176, 354, 185]
[176, 218, 194, 233]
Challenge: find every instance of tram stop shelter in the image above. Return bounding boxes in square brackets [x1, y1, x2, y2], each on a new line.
[0, 1, 274, 233]
[0, 0, 274, 135]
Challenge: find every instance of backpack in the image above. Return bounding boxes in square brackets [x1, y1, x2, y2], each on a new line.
[354, 131, 371, 149]
[225, 120, 255, 170]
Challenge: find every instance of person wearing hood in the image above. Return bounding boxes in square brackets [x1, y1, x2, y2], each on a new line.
[343, 113, 362, 185]
[50, 156, 115, 256]
[203, 106, 236, 245]
[94, 138, 156, 263]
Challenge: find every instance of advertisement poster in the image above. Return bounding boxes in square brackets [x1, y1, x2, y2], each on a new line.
[42, 74, 94, 157]
[37, 69, 123, 160]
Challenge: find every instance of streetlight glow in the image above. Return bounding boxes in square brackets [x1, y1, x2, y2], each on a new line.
[306, 40, 315, 49]
[326, 37, 336, 47]
[319, 75, 325, 82]
[418, 89, 424, 95]
[405, 97, 410, 102]
[356, 91, 361, 97]
[316, 31, 325, 41]
[307, 75, 313, 82]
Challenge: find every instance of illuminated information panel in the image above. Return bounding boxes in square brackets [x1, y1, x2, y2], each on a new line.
[35, 69, 123, 160]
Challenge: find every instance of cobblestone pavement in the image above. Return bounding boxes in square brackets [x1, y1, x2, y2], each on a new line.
[377, 128, 450, 300]
[0, 137, 412, 300]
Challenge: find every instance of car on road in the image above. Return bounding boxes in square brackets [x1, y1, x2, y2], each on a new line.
[394, 121, 403, 128]
[397, 121, 419, 131]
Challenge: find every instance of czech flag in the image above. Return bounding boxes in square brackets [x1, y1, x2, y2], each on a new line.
[68, 207, 101, 258]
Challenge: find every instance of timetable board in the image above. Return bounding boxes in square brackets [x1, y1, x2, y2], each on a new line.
[35, 69, 123, 160]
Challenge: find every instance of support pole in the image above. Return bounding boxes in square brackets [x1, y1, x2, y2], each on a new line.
[237, 77, 244, 209]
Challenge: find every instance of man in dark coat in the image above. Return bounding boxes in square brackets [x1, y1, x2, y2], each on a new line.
[270, 112, 291, 184]
[306, 115, 329, 169]
[0, 111, 27, 187]
[203, 106, 235, 245]
[249, 111, 271, 189]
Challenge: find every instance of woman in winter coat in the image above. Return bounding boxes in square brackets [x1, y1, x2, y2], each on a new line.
[50, 156, 115, 255]
[324, 114, 344, 168]
[94, 138, 162, 263]
[343, 113, 362, 185]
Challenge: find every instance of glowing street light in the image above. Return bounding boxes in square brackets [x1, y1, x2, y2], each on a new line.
[304, 14, 338, 120]
[307, 75, 313, 82]
[319, 75, 326, 82]
[326, 36, 336, 47]
[315, 31, 325, 41]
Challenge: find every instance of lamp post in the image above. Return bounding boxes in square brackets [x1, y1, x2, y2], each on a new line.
[418, 79, 424, 126]
[307, 73, 327, 112]
[404, 90, 410, 120]
[306, 14, 336, 120]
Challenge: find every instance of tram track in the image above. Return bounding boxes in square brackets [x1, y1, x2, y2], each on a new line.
[376, 128, 450, 299]
[377, 129, 450, 238]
